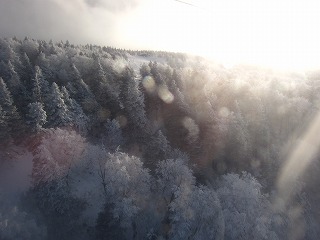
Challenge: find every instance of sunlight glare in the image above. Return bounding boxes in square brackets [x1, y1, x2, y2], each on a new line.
[158, 85, 174, 103]
[276, 111, 320, 209]
[142, 76, 156, 93]
[120, 0, 320, 70]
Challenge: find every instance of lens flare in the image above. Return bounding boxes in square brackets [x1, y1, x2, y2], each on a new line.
[142, 76, 156, 93]
[218, 107, 230, 118]
[158, 86, 174, 104]
[276, 111, 320, 209]
[116, 115, 128, 128]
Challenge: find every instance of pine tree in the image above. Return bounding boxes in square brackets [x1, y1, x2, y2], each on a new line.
[30, 66, 42, 103]
[46, 82, 71, 128]
[20, 52, 34, 86]
[144, 130, 171, 166]
[0, 77, 14, 108]
[0, 77, 22, 140]
[36, 66, 50, 102]
[35, 52, 53, 81]
[7, 60, 21, 90]
[68, 64, 98, 113]
[0, 38, 21, 65]
[91, 58, 107, 94]
[70, 63, 82, 82]
[139, 63, 151, 78]
[21, 37, 40, 63]
[6, 60, 27, 111]
[92, 58, 120, 111]
[61, 86, 89, 134]
[0, 105, 9, 141]
[102, 119, 124, 151]
[26, 102, 47, 133]
[120, 67, 148, 131]
[0, 60, 10, 81]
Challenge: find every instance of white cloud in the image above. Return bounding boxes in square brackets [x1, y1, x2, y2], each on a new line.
[0, 0, 141, 46]
[84, 0, 142, 11]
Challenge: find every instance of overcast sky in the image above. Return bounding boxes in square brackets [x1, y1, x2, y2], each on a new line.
[1, 0, 320, 70]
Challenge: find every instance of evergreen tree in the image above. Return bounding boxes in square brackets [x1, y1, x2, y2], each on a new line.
[91, 58, 107, 94]
[68, 64, 98, 113]
[0, 77, 22, 140]
[0, 38, 21, 66]
[61, 86, 89, 134]
[0, 77, 14, 108]
[144, 130, 171, 166]
[0, 60, 10, 81]
[0, 105, 9, 141]
[70, 63, 82, 82]
[21, 37, 40, 63]
[120, 67, 148, 131]
[36, 66, 50, 103]
[7, 60, 21, 90]
[139, 63, 151, 78]
[36, 52, 54, 81]
[30, 66, 42, 103]
[46, 82, 71, 128]
[26, 102, 47, 133]
[21, 52, 34, 78]
[92, 58, 120, 112]
[101, 119, 124, 151]
[6, 60, 27, 109]
[224, 101, 252, 172]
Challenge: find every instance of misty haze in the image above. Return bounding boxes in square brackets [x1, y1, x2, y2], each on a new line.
[1, 0, 320, 240]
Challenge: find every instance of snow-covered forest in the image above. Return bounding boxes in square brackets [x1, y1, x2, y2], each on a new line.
[0, 37, 320, 239]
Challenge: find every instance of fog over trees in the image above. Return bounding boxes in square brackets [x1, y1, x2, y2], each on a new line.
[0, 37, 320, 239]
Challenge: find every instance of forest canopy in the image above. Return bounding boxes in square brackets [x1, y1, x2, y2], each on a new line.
[0, 37, 320, 240]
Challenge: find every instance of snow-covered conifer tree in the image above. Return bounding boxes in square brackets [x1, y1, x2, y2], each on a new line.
[46, 82, 71, 128]
[26, 102, 47, 133]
